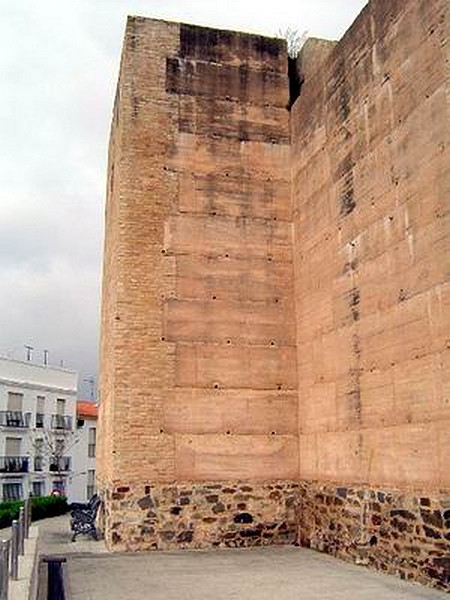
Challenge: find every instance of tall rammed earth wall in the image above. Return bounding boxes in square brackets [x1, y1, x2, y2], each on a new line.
[98, 0, 450, 591]
[294, 0, 450, 494]
[292, 0, 450, 588]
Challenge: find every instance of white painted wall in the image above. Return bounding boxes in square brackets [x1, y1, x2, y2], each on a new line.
[0, 356, 78, 501]
[71, 414, 97, 502]
[0, 357, 77, 393]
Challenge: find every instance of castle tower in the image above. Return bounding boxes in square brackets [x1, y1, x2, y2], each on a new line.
[98, 2, 450, 590]
[98, 18, 299, 550]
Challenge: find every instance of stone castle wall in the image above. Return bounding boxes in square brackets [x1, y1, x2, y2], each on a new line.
[98, 0, 450, 592]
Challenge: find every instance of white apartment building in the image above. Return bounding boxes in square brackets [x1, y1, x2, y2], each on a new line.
[0, 356, 77, 502]
[71, 401, 97, 502]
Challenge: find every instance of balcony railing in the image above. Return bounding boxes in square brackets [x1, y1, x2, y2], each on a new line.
[51, 414, 72, 431]
[34, 456, 44, 472]
[49, 457, 71, 472]
[0, 456, 29, 473]
[0, 411, 31, 428]
[35, 413, 44, 428]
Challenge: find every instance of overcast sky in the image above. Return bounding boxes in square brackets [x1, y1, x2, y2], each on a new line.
[0, 0, 367, 398]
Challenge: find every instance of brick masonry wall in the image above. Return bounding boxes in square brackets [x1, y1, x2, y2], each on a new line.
[97, 17, 181, 487]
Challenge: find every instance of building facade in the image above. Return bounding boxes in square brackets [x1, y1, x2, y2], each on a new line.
[0, 356, 77, 501]
[98, 0, 450, 591]
[71, 401, 97, 503]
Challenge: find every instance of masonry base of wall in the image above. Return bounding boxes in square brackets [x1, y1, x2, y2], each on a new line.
[101, 479, 449, 591]
[101, 480, 299, 552]
[297, 481, 450, 592]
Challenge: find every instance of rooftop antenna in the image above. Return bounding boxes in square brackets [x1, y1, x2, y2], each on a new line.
[43, 350, 49, 366]
[24, 345, 33, 361]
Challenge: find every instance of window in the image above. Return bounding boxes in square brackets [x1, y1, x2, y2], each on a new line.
[34, 440, 44, 471]
[3, 482, 23, 501]
[32, 481, 45, 497]
[53, 400, 71, 430]
[7, 392, 23, 411]
[86, 469, 96, 499]
[88, 427, 96, 458]
[3, 392, 28, 427]
[35, 439, 43, 454]
[3, 438, 26, 473]
[53, 480, 65, 495]
[36, 396, 45, 428]
[5, 437, 21, 456]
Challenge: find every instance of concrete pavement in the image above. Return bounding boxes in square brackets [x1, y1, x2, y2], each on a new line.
[65, 546, 447, 600]
[37, 514, 107, 556]
[36, 516, 447, 599]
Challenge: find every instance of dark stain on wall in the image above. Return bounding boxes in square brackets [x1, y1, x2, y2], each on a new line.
[180, 24, 234, 62]
[179, 23, 284, 68]
[348, 287, 360, 322]
[348, 334, 362, 423]
[340, 171, 356, 216]
[165, 57, 285, 106]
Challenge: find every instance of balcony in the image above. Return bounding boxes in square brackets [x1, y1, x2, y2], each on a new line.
[51, 414, 72, 431]
[49, 456, 71, 472]
[0, 456, 29, 473]
[34, 456, 44, 471]
[0, 411, 31, 428]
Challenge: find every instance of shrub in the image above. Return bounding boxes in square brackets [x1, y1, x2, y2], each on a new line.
[0, 504, 20, 529]
[31, 495, 68, 521]
[0, 496, 68, 529]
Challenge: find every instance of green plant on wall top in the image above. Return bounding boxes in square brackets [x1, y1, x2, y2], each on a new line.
[277, 27, 308, 58]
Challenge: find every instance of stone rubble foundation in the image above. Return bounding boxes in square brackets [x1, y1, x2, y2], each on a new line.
[103, 480, 299, 551]
[297, 482, 450, 592]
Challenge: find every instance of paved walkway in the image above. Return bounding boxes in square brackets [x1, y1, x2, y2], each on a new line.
[37, 514, 107, 556]
[38, 516, 447, 600]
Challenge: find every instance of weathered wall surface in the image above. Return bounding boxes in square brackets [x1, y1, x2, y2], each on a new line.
[164, 24, 296, 481]
[98, 16, 297, 548]
[292, 0, 450, 492]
